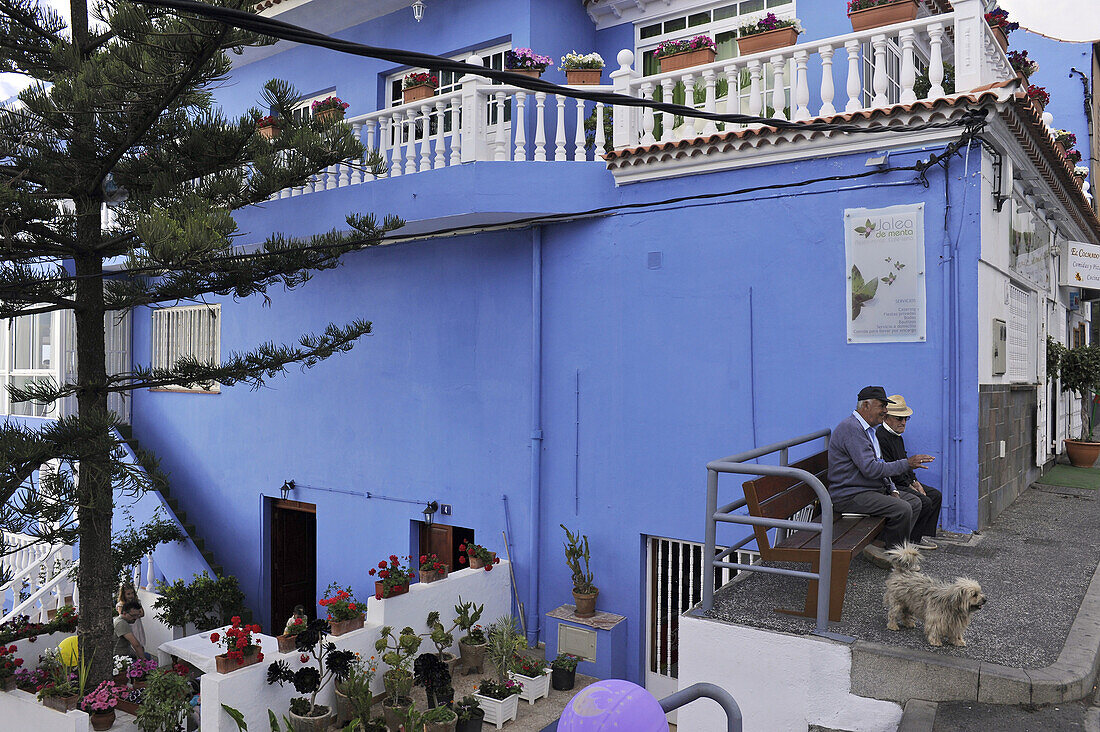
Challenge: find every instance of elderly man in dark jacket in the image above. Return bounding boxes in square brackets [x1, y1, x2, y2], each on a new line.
[828, 386, 935, 566]
[876, 394, 942, 550]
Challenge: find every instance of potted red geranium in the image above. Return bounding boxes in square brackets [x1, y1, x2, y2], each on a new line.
[847, 0, 920, 33]
[369, 556, 415, 599]
[459, 542, 499, 571]
[319, 583, 366, 635]
[985, 7, 1019, 51]
[254, 114, 281, 140]
[0, 644, 23, 691]
[210, 616, 265, 673]
[419, 554, 449, 583]
[311, 95, 349, 123]
[403, 72, 438, 104]
[1027, 85, 1050, 113]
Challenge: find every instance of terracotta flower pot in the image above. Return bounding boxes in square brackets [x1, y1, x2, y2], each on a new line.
[90, 709, 116, 731]
[115, 699, 140, 716]
[314, 107, 344, 124]
[507, 68, 544, 78]
[215, 645, 261, 674]
[1065, 439, 1100, 467]
[288, 704, 332, 732]
[257, 124, 280, 140]
[992, 25, 1009, 52]
[848, 0, 919, 32]
[329, 615, 365, 636]
[420, 567, 449, 584]
[468, 551, 496, 570]
[375, 581, 410, 600]
[1, 676, 16, 691]
[458, 640, 486, 675]
[566, 69, 602, 85]
[658, 47, 716, 74]
[277, 633, 299, 653]
[737, 26, 799, 56]
[43, 694, 80, 712]
[573, 589, 599, 618]
[403, 84, 435, 104]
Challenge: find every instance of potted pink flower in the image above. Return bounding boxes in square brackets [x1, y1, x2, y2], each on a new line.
[737, 13, 803, 56]
[654, 35, 716, 74]
[80, 680, 125, 731]
[311, 95, 349, 123]
[504, 48, 553, 78]
[847, 0, 920, 33]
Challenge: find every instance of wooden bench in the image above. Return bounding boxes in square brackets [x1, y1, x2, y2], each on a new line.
[741, 450, 884, 622]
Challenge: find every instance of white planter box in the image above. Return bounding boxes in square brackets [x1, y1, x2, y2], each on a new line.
[474, 692, 519, 729]
[508, 669, 551, 704]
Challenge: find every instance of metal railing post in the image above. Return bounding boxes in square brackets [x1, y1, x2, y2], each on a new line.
[658, 682, 742, 732]
[701, 468, 719, 613]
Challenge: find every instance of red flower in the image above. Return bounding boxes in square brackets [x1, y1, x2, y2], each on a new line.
[210, 633, 220, 643]
[379, 570, 389, 579]
[348, 603, 357, 611]
[369, 568, 376, 576]
[420, 555, 427, 563]
[13, 659, 22, 667]
[300, 654, 309, 663]
[459, 544, 466, 552]
[458, 556, 466, 564]
[389, 554, 398, 561]
[378, 561, 387, 569]
[231, 616, 241, 625]
[486, 564, 494, 572]
[494, 557, 500, 564]
[257, 652, 264, 662]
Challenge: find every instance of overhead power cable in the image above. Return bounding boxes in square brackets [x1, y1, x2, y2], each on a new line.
[130, 0, 981, 136]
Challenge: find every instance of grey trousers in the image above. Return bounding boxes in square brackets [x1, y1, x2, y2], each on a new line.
[832, 490, 923, 549]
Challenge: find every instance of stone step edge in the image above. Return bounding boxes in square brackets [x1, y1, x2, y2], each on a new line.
[850, 556, 1100, 706]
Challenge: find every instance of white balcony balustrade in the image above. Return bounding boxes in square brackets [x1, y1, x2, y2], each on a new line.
[268, 0, 1011, 200]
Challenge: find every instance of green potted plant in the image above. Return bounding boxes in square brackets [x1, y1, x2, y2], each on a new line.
[266, 618, 355, 732]
[209, 616, 265, 673]
[654, 35, 715, 74]
[421, 704, 458, 732]
[1059, 344, 1100, 466]
[425, 610, 459, 675]
[984, 7, 1019, 51]
[459, 542, 498, 571]
[847, 0, 919, 32]
[37, 648, 79, 712]
[112, 655, 131, 685]
[737, 12, 803, 56]
[508, 653, 550, 705]
[279, 605, 309, 652]
[1008, 50, 1039, 84]
[453, 598, 485, 675]
[402, 72, 438, 105]
[319, 583, 366, 635]
[369, 556, 416, 599]
[81, 680, 126, 731]
[413, 652, 453, 709]
[127, 658, 158, 687]
[485, 617, 524, 683]
[561, 524, 598, 618]
[152, 571, 245, 635]
[311, 95, 349, 123]
[550, 653, 580, 691]
[134, 668, 191, 732]
[560, 51, 604, 86]
[471, 678, 521, 729]
[454, 696, 485, 732]
[335, 652, 378, 729]
[419, 554, 449, 584]
[375, 625, 422, 730]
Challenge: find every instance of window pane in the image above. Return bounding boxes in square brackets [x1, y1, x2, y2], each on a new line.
[766, 0, 792, 6]
[664, 17, 686, 33]
[10, 376, 52, 417]
[716, 30, 738, 60]
[688, 12, 711, 27]
[640, 23, 662, 39]
[642, 49, 659, 76]
[713, 4, 739, 21]
[12, 312, 50, 370]
[740, 0, 765, 12]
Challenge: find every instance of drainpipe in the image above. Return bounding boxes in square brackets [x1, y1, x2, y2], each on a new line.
[527, 226, 543, 647]
[941, 156, 955, 530]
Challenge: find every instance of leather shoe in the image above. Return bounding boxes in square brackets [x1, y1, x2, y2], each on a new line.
[862, 544, 892, 569]
[913, 538, 938, 550]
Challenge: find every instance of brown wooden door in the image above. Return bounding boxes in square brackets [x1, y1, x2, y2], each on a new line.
[418, 522, 476, 572]
[271, 500, 316, 635]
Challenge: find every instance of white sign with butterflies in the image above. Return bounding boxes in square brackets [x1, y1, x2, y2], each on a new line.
[844, 203, 927, 344]
[1060, 240, 1100, 288]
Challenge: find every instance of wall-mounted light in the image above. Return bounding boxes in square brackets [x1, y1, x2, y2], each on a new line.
[864, 151, 890, 168]
[280, 480, 295, 501]
[422, 500, 439, 525]
[412, 0, 425, 22]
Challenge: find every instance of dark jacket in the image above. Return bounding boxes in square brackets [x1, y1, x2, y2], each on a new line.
[827, 414, 910, 500]
[876, 426, 916, 487]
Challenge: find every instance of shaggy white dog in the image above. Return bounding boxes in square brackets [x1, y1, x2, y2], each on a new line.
[883, 543, 986, 647]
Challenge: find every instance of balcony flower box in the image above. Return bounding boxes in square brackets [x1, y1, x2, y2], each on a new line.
[215, 645, 261, 674]
[566, 69, 602, 85]
[505, 48, 551, 79]
[474, 692, 519, 729]
[738, 26, 799, 55]
[847, 0, 919, 32]
[312, 95, 349, 124]
[561, 51, 604, 85]
[403, 72, 438, 104]
[985, 8, 1018, 52]
[508, 669, 552, 705]
[656, 35, 716, 74]
[330, 615, 366, 636]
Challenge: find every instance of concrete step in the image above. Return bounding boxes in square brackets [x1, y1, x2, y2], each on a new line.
[896, 699, 937, 732]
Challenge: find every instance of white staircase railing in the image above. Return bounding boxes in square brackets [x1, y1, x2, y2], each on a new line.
[2, 557, 78, 624]
[0, 535, 75, 624]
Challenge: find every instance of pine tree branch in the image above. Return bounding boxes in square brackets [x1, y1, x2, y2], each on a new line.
[0, 0, 64, 46]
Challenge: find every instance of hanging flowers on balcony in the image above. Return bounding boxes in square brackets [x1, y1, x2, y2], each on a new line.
[736, 13, 803, 55]
[653, 35, 715, 60]
[847, 0, 920, 32]
[210, 616, 264, 672]
[311, 96, 350, 123]
[253, 114, 281, 140]
[504, 48, 553, 72]
[737, 12, 803, 39]
[1007, 50, 1039, 82]
[1026, 85, 1050, 111]
[402, 72, 438, 90]
[1053, 130, 1077, 150]
[984, 7, 1019, 51]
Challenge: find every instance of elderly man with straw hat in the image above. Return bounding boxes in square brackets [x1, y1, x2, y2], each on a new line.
[828, 386, 935, 568]
[876, 393, 942, 550]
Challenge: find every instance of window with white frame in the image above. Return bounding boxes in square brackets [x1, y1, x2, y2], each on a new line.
[289, 90, 338, 126]
[385, 43, 511, 145]
[635, 0, 795, 126]
[1006, 283, 1033, 382]
[151, 304, 221, 393]
[0, 311, 58, 416]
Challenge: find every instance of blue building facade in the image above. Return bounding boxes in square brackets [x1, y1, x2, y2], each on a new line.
[116, 0, 1097, 688]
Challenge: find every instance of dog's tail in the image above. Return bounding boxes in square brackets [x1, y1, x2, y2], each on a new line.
[885, 542, 923, 572]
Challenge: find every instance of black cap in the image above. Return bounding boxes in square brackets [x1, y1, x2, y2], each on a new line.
[857, 386, 896, 403]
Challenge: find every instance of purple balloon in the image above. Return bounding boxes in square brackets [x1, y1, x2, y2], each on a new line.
[559, 680, 670, 732]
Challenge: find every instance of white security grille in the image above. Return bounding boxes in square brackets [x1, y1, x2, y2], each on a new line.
[646, 536, 758, 681]
[151, 304, 220, 392]
[1007, 284, 1031, 382]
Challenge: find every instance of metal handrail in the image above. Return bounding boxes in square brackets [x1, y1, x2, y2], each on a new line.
[659, 683, 743, 732]
[698, 429, 835, 634]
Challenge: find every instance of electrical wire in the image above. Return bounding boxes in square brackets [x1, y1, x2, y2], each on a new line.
[128, 0, 979, 136]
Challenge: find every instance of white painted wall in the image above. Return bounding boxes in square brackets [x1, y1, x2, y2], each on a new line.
[676, 615, 902, 732]
[199, 563, 510, 732]
[9, 630, 74, 665]
[0, 688, 89, 732]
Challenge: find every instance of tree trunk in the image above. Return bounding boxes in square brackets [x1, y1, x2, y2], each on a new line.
[74, 203, 113, 686]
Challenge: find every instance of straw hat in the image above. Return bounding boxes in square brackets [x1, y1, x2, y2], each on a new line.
[886, 394, 913, 417]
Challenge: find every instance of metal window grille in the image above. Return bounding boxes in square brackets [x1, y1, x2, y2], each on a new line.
[1007, 284, 1031, 382]
[151, 304, 220, 392]
[646, 536, 758, 679]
